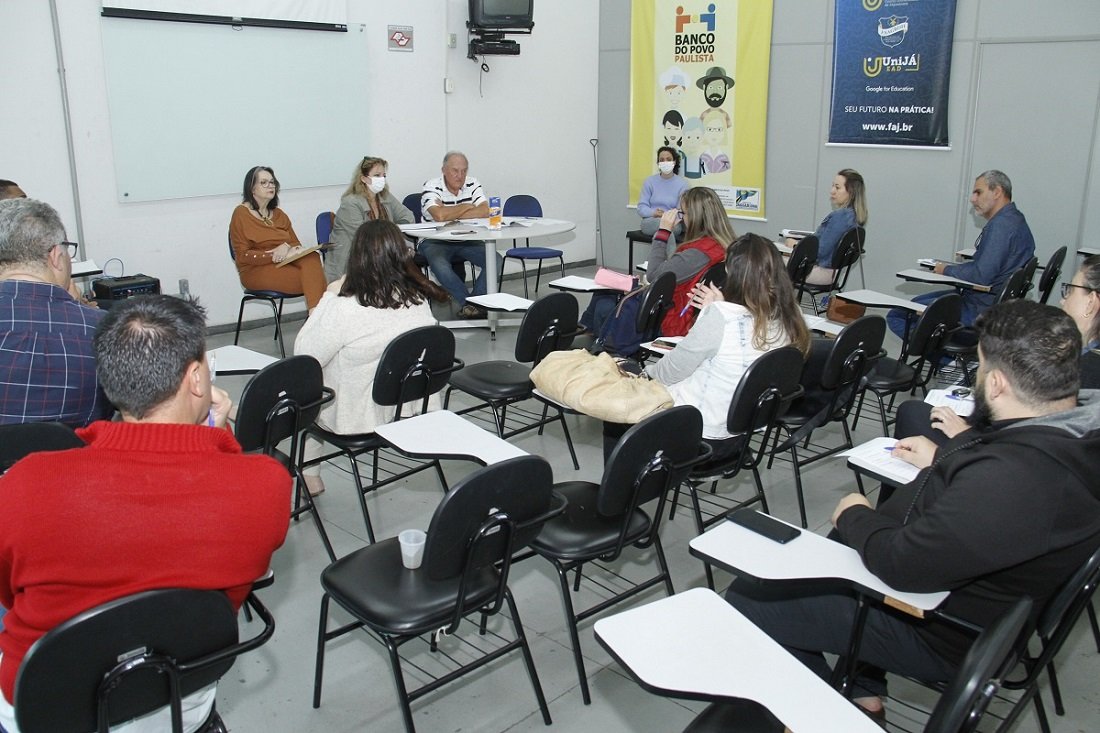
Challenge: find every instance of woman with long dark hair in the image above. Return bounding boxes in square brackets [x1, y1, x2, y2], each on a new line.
[648, 233, 810, 442]
[294, 219, 439, 495]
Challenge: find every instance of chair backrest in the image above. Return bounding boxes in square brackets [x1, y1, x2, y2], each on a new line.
[402, 193, 423, 223]
[14, 589, 242, 732]
[227, 233, 235, 262]
[421, 456, 556, 633]
[786, 235, 819, 286]
[1020, 255, 1039, 294]
[372, 325, 462, 418]
[234, 356, 330, 463]
[829, 227, 864, 289]
[726, 346, 806, 437]
[515, 292, 579, 365]
[997, 267, 1030, 304]
[821, 315, 886, 391]
[315, 211, 335, 245]
[636, 271, 676, 339]
[599, 405, 704, 521]
[701, 261, 726, 289]
[907, 293, 963, 360]
[503, 194, 543, 218]
[924, 597, 1033, 733]
[0, 422, 84, 473]
[1036, 246, 1068, 304]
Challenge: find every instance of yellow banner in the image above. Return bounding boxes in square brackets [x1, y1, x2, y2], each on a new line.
[629, 0, 773, 219]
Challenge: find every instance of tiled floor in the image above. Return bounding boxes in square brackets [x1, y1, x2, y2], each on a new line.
[212, 270, 1100, 732]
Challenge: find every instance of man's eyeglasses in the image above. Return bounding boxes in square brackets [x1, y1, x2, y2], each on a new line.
[56, 242, 78, 259]
[1061, 282, 1098, 299]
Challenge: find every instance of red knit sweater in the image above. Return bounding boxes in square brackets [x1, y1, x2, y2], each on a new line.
[0, 421, 292, 703]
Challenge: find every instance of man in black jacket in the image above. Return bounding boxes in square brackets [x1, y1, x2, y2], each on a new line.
[726, 299, 1100, 718]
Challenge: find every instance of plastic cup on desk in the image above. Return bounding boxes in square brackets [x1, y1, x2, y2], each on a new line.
[399, 529, 427, 569]
[488, 196, 502, 230]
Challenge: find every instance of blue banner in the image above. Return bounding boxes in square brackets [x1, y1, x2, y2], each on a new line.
[828, 0, 957, 147]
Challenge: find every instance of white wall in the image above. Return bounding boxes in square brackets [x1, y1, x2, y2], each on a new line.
[0, 0, 599, 328]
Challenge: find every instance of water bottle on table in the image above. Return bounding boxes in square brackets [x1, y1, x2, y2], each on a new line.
[488, 196, 502, 230]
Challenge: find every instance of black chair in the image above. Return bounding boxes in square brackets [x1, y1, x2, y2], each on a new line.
[0, 422, 84, 473]
[1036, 246, 1068, 304]
[941, 267, 1030, 386]
[529, 406, 709, 704]
[313, 455, 562, 733]
[681, 597, 1032, 733]
[300, 326, 464, 543]
[1020, 255, 1039, 297]
[229, 236, 301, 359]
[625, 229, 651, 273]
[637, 271, 676, 343]
[768, 315, 886, 527]
[15, 588, 275, 733]
[444, 292, 581, 469]
[785, 235, 819, 293]
[797, 228, 862, 314]
[235, 355, 337, 562]
[498, 194, 564, 297]
[668, 347, 805, 589]
[700, 261, 726, 289]
[854, 293, 962, 434]
[993, 545, 1100, 733]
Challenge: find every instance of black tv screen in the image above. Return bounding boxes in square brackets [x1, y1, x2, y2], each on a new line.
[469, 0, 534, 30]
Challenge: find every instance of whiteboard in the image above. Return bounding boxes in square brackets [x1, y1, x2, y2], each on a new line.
[101, 17, 369, 202]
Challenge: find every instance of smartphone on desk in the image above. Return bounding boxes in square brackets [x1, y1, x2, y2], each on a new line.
[727, 508, 801, 544]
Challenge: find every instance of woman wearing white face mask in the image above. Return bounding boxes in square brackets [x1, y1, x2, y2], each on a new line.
[326, 156, 417, 282]
[637, 146, 690, 240]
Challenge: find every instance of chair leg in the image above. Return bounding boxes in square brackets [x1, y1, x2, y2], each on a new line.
[346, 452, 377, 544]
[382, 635, 418, 733]
[1088, 600, 1100, 653]
[313, 594, 331, 708]
[519, 260, 530, 298]
[652, 534, 676, 597]
[273, 297, 286, 358]
[533, 260, 543, 295]
[505, 589, 553, 725]
[234, 298, 247, 346]
[1046, 655, 1065, 716]
[294, 468, 336, 562]
[751, 467, 770, 515]
[555, 409, 581, 470]
[432, 459, 449, 493]
[550, 560, 591, 704]
[442, 386, 453, 410]
[790, 444, 808, 529]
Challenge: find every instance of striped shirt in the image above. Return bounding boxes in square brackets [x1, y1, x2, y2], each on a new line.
[0, 279, 110, 427]
[420, 175, 487, 222]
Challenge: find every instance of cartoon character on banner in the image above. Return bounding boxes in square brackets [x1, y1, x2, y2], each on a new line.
[700, 108, 731, 175]
[681, 118, 705, 180]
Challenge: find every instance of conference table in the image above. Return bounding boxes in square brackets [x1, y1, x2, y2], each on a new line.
[400, 217, 576, 332]
[689, 513, 948, 694]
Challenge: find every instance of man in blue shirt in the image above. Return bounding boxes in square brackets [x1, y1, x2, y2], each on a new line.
[887, 170, 1035, 339]
[0, 198, 109, 426]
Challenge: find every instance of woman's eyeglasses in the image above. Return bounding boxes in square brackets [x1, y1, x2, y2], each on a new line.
[1061, 282, 1098, 299]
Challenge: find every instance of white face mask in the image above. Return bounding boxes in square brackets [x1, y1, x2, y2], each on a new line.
[657, 161, 675, 175]
[368, 176, 386, 194]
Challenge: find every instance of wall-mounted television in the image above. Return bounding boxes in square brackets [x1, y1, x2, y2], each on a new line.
[468, 0, 534, 31]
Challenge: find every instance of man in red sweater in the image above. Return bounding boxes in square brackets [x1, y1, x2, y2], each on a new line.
[0, 295, 291, 732]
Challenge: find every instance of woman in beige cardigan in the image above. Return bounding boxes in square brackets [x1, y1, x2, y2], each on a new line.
[295, 220, 439, 496]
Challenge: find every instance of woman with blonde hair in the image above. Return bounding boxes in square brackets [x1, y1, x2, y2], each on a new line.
[790, 168, 868, 286]
[646, 185, 736, 336]
[324, 156, 415, 282]
[580, 186, 734, 340]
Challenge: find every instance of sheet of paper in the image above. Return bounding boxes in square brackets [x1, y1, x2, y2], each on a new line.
[924, 388, 976, 416]
[398, 222, 444, 232]
[549, 275, 606, 291]
[841, 437, 921, 485]
[466, 293, 533, 311]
